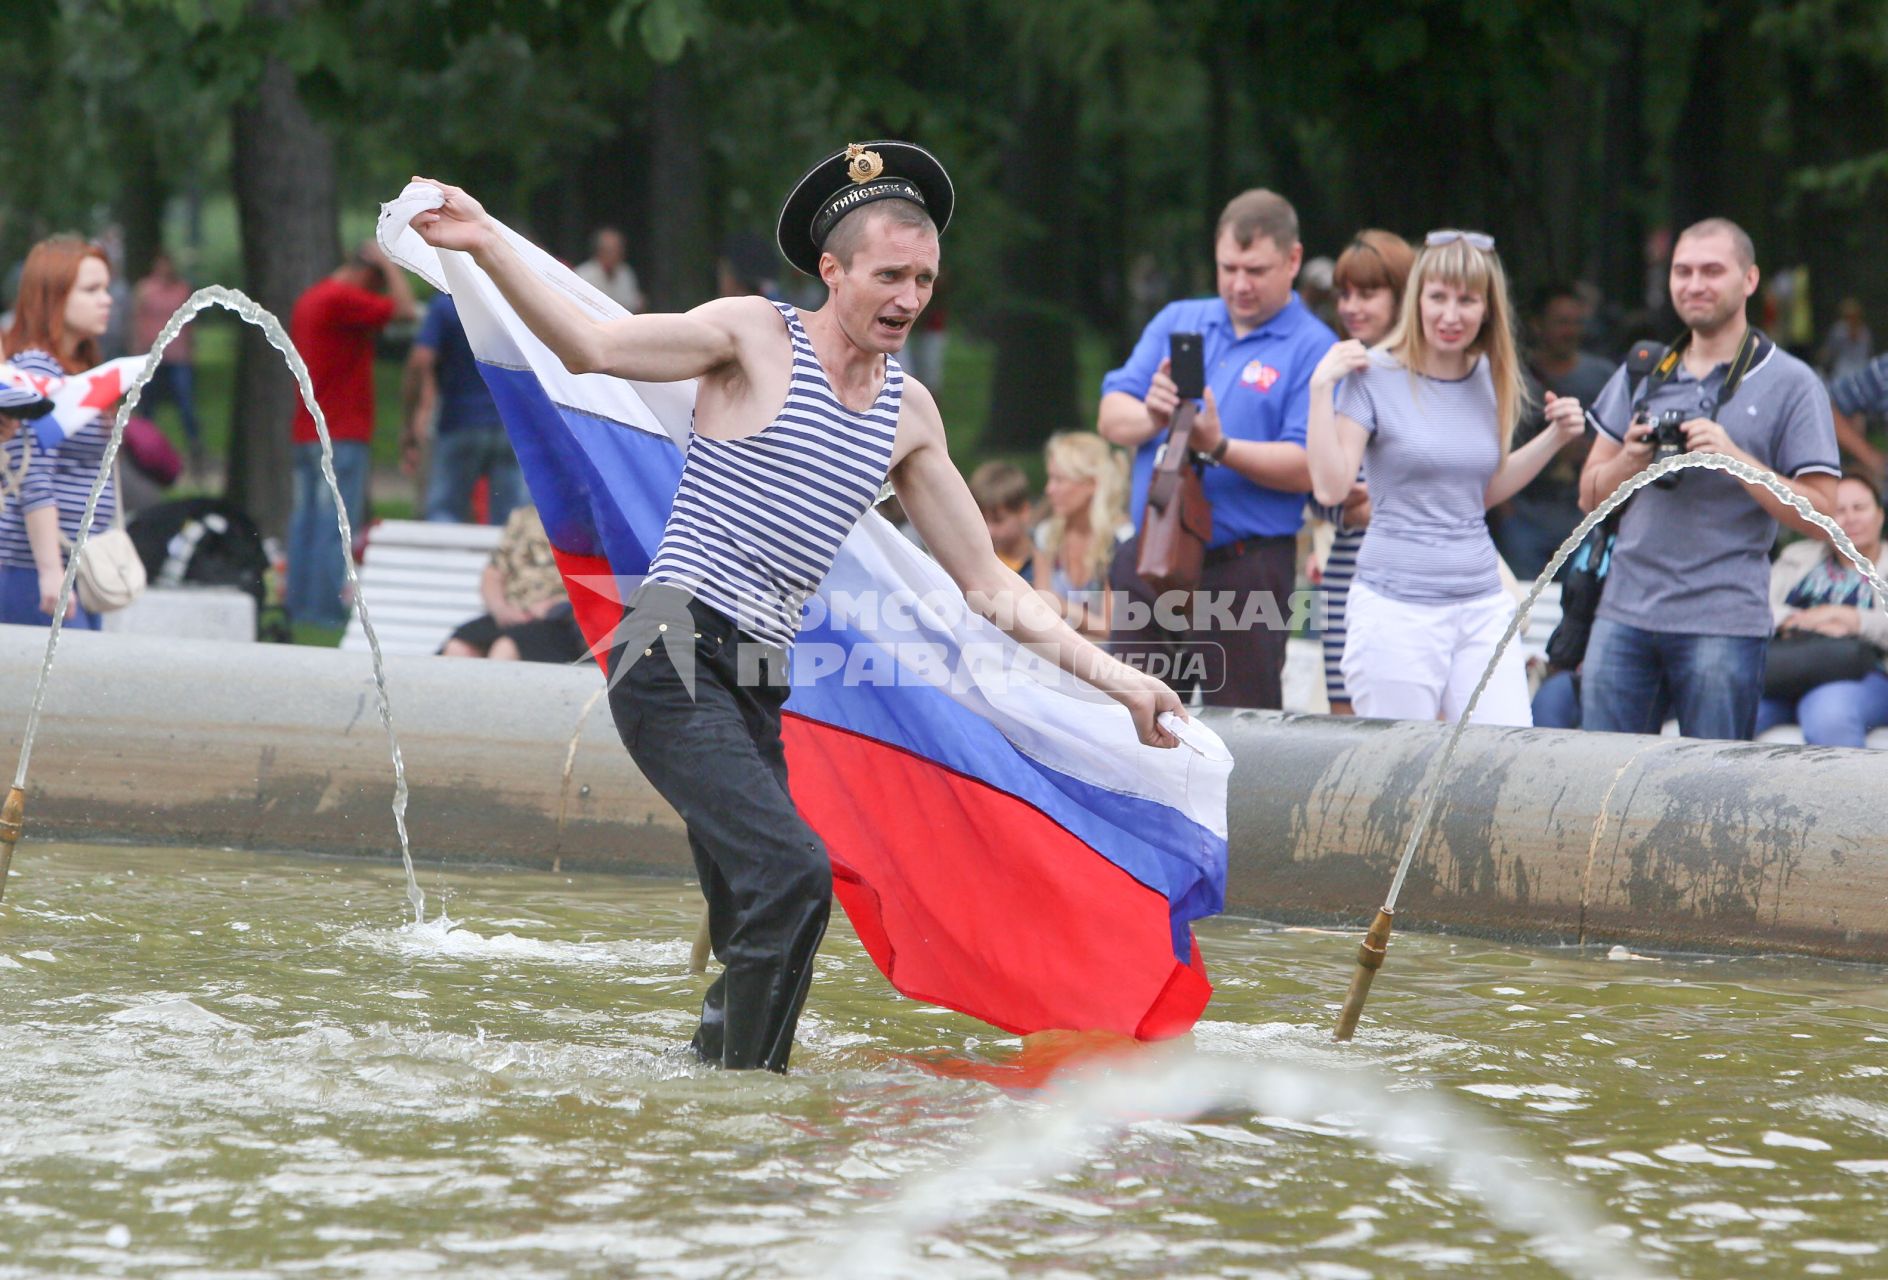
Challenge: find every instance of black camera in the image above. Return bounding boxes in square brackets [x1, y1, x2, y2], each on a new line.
[1640, 409, 1688, 489]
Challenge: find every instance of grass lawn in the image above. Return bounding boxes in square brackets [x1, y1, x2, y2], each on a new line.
[290, 622, 347, 648]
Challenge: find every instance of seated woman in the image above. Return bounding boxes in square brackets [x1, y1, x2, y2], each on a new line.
[1755, 472, 1888, 747]
[441, 504, 586, 663]
[1033, 431, 1130, 640]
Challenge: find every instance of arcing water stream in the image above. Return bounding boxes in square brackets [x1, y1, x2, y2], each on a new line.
[2, 288, 425, 924]
[1339, 448, 1888, 1038]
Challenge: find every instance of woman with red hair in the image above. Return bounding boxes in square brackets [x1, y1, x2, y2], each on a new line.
[0, 236, 117, 628]
[1307, 230, 1415, 714]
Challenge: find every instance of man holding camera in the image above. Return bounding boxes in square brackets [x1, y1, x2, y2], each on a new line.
[1097, 189, 1335, 709]
[1578, 218, 1840, 740]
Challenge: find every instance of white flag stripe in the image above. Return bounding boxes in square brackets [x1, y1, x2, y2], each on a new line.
[831, 513, 1231, 840]
[378, 184, 692, 448]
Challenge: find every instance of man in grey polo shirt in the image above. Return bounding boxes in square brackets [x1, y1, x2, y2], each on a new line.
[1578, 218, 1840, 740]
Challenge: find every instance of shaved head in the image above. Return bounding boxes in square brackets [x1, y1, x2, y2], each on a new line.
[822, 199, 937, 268]
[1677, 217, 1756, 270]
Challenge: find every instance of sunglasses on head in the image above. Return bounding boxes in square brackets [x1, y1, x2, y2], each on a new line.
[1425, 229, 1495, 251]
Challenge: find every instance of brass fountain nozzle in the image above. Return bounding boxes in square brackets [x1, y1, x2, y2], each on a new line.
[0, 784, 24, 904]
[1333, 907, 1395, 1042]
[689, 904, 712, 974]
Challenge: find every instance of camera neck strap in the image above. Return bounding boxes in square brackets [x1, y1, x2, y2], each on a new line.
[1638, 325, 1771, 414]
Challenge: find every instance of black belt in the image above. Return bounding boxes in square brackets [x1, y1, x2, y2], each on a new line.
[625, 583, 776, 651]
[1203, 533, 1295, 567]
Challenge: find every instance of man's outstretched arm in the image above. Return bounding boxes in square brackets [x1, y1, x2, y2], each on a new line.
[892, 384, 1184, 748]
[407, 178, 749, 384]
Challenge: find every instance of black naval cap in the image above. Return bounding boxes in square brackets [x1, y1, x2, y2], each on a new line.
[0, 376, 52, 420]
[776, 140, 953, 278]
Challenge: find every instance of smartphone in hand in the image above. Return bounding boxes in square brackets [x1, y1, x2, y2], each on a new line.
[1169, 332, 1205, 400]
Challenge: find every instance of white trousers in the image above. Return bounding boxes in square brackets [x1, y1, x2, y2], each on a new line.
[1341, 580, 1533, 727]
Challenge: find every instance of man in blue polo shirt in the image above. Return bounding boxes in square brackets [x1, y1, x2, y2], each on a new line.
[1097, 189, 1336, 708]
[403, 293, 527, 524]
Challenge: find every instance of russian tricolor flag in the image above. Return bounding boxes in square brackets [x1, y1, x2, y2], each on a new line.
[378, 184, 1230, 1040]
[0, 356, 141, 449]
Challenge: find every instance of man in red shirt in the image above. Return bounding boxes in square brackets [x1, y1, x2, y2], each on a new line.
[285, 241, 416, 627]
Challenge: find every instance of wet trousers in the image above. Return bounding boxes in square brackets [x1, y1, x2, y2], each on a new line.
[605, 589, 830, 1072]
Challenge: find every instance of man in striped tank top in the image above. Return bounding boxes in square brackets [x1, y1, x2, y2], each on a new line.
[410, 144, 1184, 1072]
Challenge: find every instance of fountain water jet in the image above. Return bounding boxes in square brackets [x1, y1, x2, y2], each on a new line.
[834, 1050, 1653, 1279]
[0, 287, 425, 923]
[1336, 448, 1888, 1040]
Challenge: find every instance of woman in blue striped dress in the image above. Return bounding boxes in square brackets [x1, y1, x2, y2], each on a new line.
[1306, 230, 1413, 714]
[0, 237, 119, 629]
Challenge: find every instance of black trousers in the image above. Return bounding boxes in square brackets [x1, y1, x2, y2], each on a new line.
[605, 588, 830, 1072]
[1107, 533, 1297, 710]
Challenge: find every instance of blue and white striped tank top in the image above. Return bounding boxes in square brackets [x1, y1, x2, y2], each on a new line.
[645, 302, 902, 648]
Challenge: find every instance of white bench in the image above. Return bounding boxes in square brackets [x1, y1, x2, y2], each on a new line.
[1282, 637, 1327, 713]
[340, 519, 502, 657]
[105, 585, 257, 642]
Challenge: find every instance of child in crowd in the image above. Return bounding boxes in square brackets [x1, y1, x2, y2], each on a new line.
[969, 460, 1036, 582]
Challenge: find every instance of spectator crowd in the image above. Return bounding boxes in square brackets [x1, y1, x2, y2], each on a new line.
[3, 196, 1886, 748]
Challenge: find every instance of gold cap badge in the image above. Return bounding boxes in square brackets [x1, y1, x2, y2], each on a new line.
[845, 143, 884, 184]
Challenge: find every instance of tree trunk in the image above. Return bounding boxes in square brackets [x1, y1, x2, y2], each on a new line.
[1535, 60, 1590, 284]
[1669, 10, 1738, 235]
[534, 106, 656, 285]
[1203, 28, 1233, 250]
[113, 115, 167, 285]
[228, 35, 338, 537]
[1597, 16, 1647, 327]
[644, 57, 713, 311]
[983, 71, 1081, 454]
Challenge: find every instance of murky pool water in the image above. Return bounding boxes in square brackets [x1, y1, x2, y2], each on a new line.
[2, 843, 1885, 1278]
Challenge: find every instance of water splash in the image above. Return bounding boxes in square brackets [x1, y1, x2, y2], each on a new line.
[346, 914, 692, 969]
[1383, 450, 1885, 915]
[834, 1051, 1652, 1279]
[7, 286, 425, 924]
